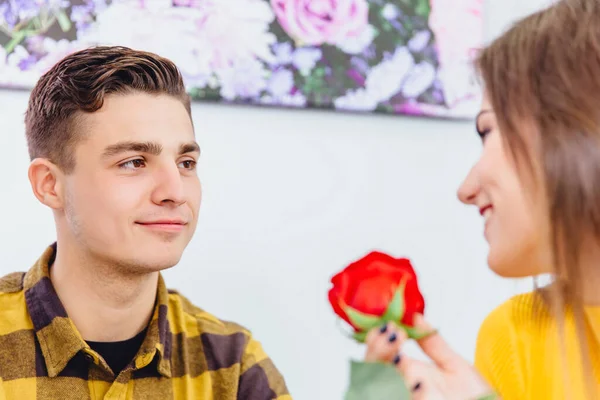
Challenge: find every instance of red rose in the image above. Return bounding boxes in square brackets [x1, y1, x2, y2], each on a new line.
[328, 251, 425, 342]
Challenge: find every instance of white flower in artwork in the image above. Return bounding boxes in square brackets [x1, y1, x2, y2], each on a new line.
[79, 0, 277, 84]
[365, 47, 414, 103]
[217, 58, 268, 101]
[261, 92, 307, 107]
[0, 46, 7, 82]
[428, 0, 483, 107]
[33, 38, 88, 75]
[437, 63, 480, 108]
[78, 1, 207, 77]
[336, 24, 376, 55]
[0, 45, 38, 88]
[381, 3, 399, 20]
[334, 88, 379, 111]
[191, 1, 277, 68]
[292, 47, 322, 76]
[280, 92, 307, 107]
[401, 61, 436, 98]
[6, 45, 29, 68]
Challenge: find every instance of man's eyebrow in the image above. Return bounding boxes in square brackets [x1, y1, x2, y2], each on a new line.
[102, 141, 163, 158]
[179, 142, 200, 155]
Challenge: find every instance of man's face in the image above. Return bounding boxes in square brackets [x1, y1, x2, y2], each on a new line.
[60, 92, 201, 272]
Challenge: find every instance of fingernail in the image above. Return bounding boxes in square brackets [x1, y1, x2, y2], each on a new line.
[379, 324, 388, 334]
[388, 333, 397, 342]
[393, 354, 401, 365]
[412, 382, 421, 391]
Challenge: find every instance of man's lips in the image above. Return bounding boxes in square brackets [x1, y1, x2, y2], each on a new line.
[137, 220, 187, 225]
[135, 220, 188, 232]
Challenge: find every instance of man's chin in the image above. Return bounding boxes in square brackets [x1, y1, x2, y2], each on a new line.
[118, 247, 184, 273]
[138, 252, 182, 271]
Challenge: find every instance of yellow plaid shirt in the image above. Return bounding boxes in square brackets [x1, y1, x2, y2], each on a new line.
[0, 244, 291, 400]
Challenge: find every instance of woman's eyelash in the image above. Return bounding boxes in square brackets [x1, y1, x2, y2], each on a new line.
[476, 127, 490, 140]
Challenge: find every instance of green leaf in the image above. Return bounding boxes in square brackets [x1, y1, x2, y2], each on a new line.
[55, 10, 72, 32]
[4, 31, 26, 54]
[381, 282, 406, 323]
[344, 360, 409, 400]
[404, 326, 437, 340]
[415, 0, 431, 17]
[352, 331, 368, 343]
[344, 306, 382, 332]
[476, 394, 500, 400]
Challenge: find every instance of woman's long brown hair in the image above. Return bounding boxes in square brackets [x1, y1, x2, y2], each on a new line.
[476, 0, 600, 396]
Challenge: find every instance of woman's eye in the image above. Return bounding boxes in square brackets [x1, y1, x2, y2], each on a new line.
[477, 128, 491, 142]
[119, 159, 146, 169]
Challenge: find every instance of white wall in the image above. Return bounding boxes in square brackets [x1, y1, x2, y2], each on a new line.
[0, 1, 552, 398]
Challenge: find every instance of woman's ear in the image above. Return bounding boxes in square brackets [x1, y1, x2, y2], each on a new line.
[28, 158, 65, 210]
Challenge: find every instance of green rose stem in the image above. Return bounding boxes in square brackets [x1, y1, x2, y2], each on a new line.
[344, 360, 409, 400]
[341, 283, 433, 399]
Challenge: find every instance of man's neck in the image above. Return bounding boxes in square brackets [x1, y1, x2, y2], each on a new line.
[50, 244, 158, 342]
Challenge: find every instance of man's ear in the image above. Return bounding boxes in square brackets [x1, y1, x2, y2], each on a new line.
[28, 158, 65, 210]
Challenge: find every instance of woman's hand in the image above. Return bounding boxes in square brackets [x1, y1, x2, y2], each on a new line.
[365, 315, 494, 400]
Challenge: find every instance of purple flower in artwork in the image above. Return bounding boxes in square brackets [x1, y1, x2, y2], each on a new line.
[350, 56, 370, 75]
[17, 53, 37, 70]
[12, 0, 40, 19]
[271, 42, 294, 65]
[362, 44, 376, 60]
[267, 68, 294, 97]
[408, 31, 431, 53]
[71, 0, 108, 30]
[71, 4, 94, 30]
[431, 87, 445, 103]
[0, 0, 69, 29]
[394, 101, 425, 116]
[7, 45, 36, 71]
[0, 3, 17, 29]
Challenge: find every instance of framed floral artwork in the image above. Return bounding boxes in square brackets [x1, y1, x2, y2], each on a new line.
[0, 0, 483, 119]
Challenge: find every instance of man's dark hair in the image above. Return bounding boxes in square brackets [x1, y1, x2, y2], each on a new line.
[25, 45, 191, 172]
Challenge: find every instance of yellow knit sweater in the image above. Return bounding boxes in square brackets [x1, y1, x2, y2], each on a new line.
[474, 291, 600, 399]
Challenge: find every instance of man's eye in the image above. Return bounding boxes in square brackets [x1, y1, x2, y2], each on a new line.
[119, 159, 146, 169]
[178, 160, 197, 170]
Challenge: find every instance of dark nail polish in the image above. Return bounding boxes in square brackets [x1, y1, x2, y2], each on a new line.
[388, 333, 397, 342]
[393, 354, 401, 365]
[379, 324, 388, 334]
[412, 382, 421, 391]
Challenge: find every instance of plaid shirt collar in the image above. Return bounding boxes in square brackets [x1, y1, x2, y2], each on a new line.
[23, 243, 173, 378]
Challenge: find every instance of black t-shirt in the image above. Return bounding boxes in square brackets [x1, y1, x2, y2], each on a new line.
[86, 329, 147, 376]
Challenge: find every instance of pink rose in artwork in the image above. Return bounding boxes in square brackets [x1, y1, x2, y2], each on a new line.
[428, 0, 482, 63]
[270, 0, 369, 47]
[428, 0, 483, 107]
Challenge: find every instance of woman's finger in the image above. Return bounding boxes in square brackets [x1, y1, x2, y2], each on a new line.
[364, 322, 407, 363]
[394, 355, 445, 400]
[393, 353, 425, 390]
[413, 314, 463, 370]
